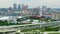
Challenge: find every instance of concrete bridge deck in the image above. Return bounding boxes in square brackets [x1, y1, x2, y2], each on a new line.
[0, 21, 60, 32]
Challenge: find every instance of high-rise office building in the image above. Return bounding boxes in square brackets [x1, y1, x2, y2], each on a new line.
[8, 7, 12, 11]
[22, 5, 28, 10]
[8, 7, 13, 16]
[13, 3, 17, 11]
[33, 7, 40, 16]
[47, 8, 51, 11]
[42, 6, 47, 11]
[42, 6, 47, 15]
[18, 4, 21, 11]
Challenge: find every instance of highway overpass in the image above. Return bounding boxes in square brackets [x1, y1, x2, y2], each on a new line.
[0, 21, 60, 32]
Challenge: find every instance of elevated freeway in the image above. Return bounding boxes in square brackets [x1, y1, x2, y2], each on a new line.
[0, 21, 60, 32]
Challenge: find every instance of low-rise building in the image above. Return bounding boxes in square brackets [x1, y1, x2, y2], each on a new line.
[51, 10, 60, 19]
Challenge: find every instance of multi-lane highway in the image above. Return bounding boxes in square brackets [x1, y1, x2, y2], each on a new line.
[0, 21, 60, 33]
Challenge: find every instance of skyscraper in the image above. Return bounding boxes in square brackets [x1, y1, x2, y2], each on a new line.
[8, 7, 12, 16]
[42, 6, 47, 15]
[13, 3, 17, 11]
[22, 5, 28, 10]
[18, 4, 21, 11]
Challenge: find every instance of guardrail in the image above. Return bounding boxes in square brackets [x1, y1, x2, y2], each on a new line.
[20, 31, 60, 34]
[0, 21, 60, 32]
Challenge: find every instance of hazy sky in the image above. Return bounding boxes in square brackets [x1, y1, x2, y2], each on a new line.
[0, 0, 60, 8]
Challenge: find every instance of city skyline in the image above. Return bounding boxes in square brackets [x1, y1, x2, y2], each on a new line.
[0, 0, 60, 8]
